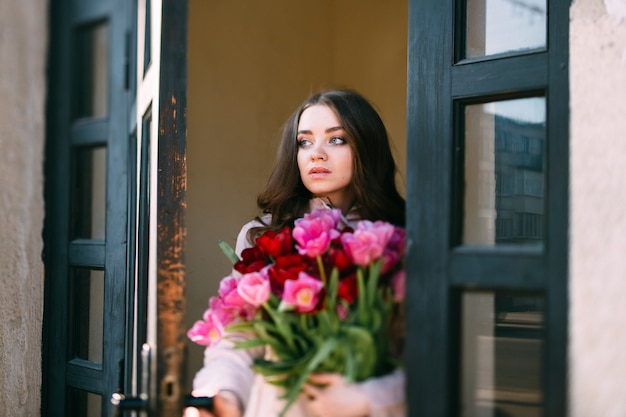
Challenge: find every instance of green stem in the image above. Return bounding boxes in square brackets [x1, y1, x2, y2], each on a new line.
[263, 302, 295, 351]
[316, 255, 327, 283]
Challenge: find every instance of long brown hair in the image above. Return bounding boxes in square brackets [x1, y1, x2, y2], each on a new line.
[252, 89, 405, 240]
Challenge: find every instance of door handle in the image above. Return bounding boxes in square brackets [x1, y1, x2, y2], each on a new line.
[110, 343, 152, 417]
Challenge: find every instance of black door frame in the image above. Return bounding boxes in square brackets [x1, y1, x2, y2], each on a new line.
[405, 0, 569, 415]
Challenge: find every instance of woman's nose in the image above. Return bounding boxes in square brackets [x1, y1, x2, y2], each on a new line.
[311, 144, 327, 161]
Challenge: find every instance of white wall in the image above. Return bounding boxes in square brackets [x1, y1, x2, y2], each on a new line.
[0, 0, 47, 415]
[569, 0, 626, 416]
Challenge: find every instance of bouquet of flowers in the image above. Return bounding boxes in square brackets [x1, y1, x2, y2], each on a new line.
[188, 208, 406, 416]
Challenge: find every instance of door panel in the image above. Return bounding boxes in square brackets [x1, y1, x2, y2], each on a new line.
[44, 0, 133, 416]
[45, 0, 188, 415]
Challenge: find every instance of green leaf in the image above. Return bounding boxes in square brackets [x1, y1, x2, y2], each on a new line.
[317, 309, 335, 336]
[233, 338, 267, 349]
[343, 341, 356, 383]
[224, 321, 255, 333]
[218, 239, 240, 265]
[367, 260, 383, 307]
[263, 303, 296, 351]
[327, 267, 340, 312]
[356, 269, 368, 324]
[344, 325, 377, 380]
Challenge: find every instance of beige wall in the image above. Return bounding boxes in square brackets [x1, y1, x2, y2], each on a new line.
[569, 0, 626, 416]
[186, 0, 407, 389]
[0, 0, 47, 415]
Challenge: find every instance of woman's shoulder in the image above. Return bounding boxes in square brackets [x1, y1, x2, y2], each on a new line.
[235, 214, 271, 255]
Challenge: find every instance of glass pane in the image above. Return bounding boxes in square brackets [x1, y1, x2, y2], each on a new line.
[461, 292, 544, 417]
[143, 0, 152, 74]
[462, 98, 545, 246]
[73, 146, 107, 239]
[68, 387, 102, 417]
[70, 269, 104, 363]
[466, 0, 546, 58]
[74, 22, 109, 119]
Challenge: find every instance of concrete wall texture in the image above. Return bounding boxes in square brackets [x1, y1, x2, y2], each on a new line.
[570, 0, 626, 416]
[0, 0, 47, 416]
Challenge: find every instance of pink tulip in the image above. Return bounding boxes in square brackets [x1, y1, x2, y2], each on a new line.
[292, 209, 341, 258]
[187, 310, 225, 346]
[208, 296, 236, 327]
[340, 221, 395, 266]
[282, 272, 324, 313]
[218, 275, 247, 309]
[237, 270, 271, 307]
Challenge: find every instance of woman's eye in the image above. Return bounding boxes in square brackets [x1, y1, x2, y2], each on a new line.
[329, 136, 346, 145]
[298, 138, 312, 148]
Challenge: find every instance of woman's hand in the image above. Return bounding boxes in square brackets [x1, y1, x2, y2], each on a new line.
[302, 373, 370, 417]
[183, 391, 243, 417]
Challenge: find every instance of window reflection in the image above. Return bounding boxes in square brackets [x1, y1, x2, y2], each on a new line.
[462, 97, 545, 246]
[461, 292, 544, 417]
[466, 0, 546, 58]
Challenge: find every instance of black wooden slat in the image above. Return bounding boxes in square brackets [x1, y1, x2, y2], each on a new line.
[43, 1, 74, 414]
[452, 52, 547, 100]
[449, 247, 544, 290]
[73, 1, 110, 26]
[544, 0, 570, 415]
[405, 0, 453, 415]
[69, 239, 105, 267]
[71, 118, 108, 147]
[101, 2, 132, 416]
[66, 359, 104, 393]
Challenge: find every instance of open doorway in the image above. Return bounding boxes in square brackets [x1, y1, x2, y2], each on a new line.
[185, 0, 408, 388]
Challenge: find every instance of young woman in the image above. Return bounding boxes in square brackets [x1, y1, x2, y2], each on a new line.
[185, 89, 406, 417]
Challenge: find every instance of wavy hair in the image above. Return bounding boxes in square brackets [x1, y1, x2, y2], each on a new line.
[252, 89, 405, 240]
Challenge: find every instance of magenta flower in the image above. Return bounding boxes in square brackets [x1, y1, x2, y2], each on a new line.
[282, 272, 324, 313]
[237, 269, 271, 307]
[340, 220, 396, 266]
[387, 227, 406, 256]
[187, 310, 225, 346]
[292, 209, 341, 258]
[381, 227, 406, 273]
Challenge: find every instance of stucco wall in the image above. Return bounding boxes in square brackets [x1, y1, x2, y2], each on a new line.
[0, 0, 47, 416]
[570, 0, 626, 416]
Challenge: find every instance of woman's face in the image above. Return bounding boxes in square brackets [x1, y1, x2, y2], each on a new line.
[296, 104, 355, 213]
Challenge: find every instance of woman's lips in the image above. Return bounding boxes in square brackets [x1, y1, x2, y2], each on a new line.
[308, 166, 331, 178]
